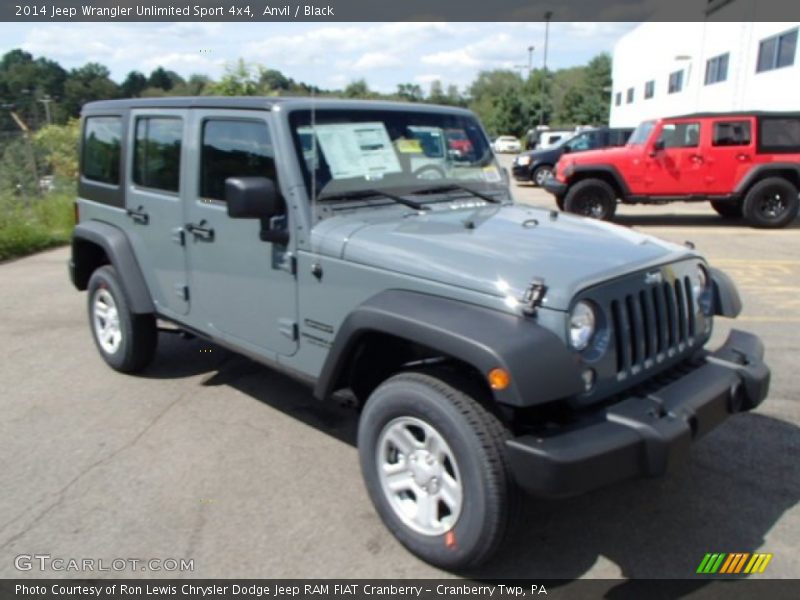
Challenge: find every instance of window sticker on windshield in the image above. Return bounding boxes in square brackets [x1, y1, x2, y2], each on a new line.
[395, 138, 423, 154]
[313, 122, 402, 180]
[482, 166, 502, 182]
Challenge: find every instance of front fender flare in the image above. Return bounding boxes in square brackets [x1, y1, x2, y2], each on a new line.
[709, 267, 742, 319]
[314, 290, 583, 407]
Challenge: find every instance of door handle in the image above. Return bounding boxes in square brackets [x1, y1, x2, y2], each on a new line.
[736, 154, 751, 161]
[126, 206, 149, 225]
[186, 221, 215, 241]
[689, 154, 704, 164]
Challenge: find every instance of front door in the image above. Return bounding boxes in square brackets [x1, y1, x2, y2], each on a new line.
[125, 110, 190, 316]
[184, 110, 298, 357]
[643, 120, 707, 195]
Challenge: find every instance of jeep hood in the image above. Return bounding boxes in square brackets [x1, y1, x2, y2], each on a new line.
[312, 204, 696, 311]
[565, 145, 632, 164]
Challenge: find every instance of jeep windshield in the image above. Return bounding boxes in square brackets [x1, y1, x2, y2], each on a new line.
[627, 120, 656, 145]
[288, 107, 507, 204]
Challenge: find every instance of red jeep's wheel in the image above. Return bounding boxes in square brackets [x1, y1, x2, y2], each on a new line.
[742, 177, 799, 229]
[563, 178, 617, 221]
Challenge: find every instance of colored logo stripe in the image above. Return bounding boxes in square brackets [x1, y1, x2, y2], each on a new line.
[697, 553, 773, 574]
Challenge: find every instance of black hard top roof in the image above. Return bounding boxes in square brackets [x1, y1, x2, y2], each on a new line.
[82, 96, 474, 115]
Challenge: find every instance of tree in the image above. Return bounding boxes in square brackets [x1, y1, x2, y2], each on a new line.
[0, 49, 67, 130]
[206, 60, 261, 96]
[343, 79, 373, 99]
[396, 83, 423, 102]
[147, 67, 177, 91]
[33, 119, 80, 182]
[120, 71, 147, 97]
[62, 63, 119, 117]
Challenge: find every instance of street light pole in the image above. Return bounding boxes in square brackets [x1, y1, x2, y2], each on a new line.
[539, 11, 553, 126]
[527, 46, 535, 77]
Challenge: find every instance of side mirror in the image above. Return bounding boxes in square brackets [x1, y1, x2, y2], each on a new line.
[649, 139, 665, 156]
[225, 176, 288, 244]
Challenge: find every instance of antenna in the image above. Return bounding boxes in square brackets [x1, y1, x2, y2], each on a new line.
[310, 86, 317, 223]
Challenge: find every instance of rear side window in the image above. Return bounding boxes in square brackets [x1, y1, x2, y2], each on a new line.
[712, 121, 752, 146]
[658, 122, 700, 148]
[82, 117, 122, 185]
[759, 117, 800, 153]
[133, 117, 182, 193]
[200, 120, 275, 201]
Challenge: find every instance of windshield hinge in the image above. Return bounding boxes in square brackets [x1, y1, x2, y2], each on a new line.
[521, 278, 547, 316]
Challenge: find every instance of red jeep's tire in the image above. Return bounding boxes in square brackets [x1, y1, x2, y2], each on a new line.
[563, 178, 617, 221]
[711, 199, 743, 219]
[742, 177, 799, 229]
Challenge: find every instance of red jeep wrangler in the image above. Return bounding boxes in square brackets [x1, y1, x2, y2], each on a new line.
[544, 112, 800, 228]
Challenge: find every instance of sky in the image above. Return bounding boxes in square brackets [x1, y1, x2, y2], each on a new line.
[0, 22, 637, 93]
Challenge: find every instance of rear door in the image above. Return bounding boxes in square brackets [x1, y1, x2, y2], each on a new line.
[702, 118, 756, 194]
[125, 110, 189, 315]
[183, 109, 298, 357]
[643, 119, 706, 195]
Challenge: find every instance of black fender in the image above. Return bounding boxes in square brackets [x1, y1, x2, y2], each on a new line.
[570, 164, 632, 197]
[70, 220, 155, 314]
[734, 163, 800, 195]
[709, 267, 742, 319]
[314, 290, 583, 407]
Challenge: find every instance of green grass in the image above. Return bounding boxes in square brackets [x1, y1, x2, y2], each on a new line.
[0, 191, 74, 261]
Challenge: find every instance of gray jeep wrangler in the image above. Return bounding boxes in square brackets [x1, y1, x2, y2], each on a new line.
[69, 97, 770, 570]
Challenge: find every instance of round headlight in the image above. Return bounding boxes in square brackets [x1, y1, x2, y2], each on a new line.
[692, 264, 709, 301]
[517, 155, 532, 166]
[569, 301, 596, 350]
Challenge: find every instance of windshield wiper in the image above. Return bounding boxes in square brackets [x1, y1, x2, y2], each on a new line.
[318, 189, 428, 211]
[410, 184, 502, 204]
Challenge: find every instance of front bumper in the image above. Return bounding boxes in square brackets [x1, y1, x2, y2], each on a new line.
[506, 330, 770, 497]
[511, 163, 533, 181]
[543, 178, 568, 197]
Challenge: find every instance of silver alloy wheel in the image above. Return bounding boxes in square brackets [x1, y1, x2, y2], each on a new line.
[92, 288, 122, 355]
[534, 167, 553, 185]
[376, 416, 463, 536]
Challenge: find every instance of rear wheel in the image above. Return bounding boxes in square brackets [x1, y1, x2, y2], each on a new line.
[87, 265, 157, 373]
[742, 177, 799, 228]
[711, 199, 743, 219]
[358, 371, 518, 570]
[563, 178, 617, 221]
[531, 165, 553, 187]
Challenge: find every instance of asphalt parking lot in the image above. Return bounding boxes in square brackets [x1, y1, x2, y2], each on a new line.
[1, 156, 798, 581]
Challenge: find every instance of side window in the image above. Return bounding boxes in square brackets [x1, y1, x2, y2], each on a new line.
[658, 122, 700, 148]
[200, 120, 275, 201]
[133, 117, 182, 193]
[82, 116, 122, 185]
[759, 117, 800, 153]
[712, 121, 752, 147]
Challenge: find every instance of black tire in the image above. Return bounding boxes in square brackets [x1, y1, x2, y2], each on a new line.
[87, 265, 157, 373]
[358, 371, 518, 571]
[710, 199, 743, 219]
[563, 178, 617, 221]
[742, 177, 799, 229]
[531, 165, 553, 187]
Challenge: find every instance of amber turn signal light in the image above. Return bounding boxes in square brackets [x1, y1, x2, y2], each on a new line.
[488, 368, 510, 390]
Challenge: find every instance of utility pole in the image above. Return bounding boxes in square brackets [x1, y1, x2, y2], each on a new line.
[540, 12, 553, 126]
[527, 46, 535, 78]
[39, 95, 53, 126]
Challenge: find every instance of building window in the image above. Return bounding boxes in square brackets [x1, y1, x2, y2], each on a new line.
[82, 117, 122, 185]
[133, 118, 182, 193]
[668, 70, 684, 94]
[705, 53, 729, 85]
[615, 92, 621, 106]
[644, 80, 655, 99]
[756, 28, 797, 73]
[626, 87, 634, 104]
[200, 119, 275, 201]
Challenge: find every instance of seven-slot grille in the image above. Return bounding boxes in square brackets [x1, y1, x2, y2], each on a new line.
[610, 276, 698, 377]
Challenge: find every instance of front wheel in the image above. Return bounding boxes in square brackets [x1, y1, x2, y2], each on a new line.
[531, 165, 553, 187]
[563, 178, 617, 221]
[358, 371, 517, 570]
[742, 178, 799, 228]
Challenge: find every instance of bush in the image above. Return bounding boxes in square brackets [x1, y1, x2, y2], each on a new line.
[0, 191, 74, 261]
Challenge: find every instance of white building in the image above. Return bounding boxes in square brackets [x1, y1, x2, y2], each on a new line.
[609, 3, 799, 127]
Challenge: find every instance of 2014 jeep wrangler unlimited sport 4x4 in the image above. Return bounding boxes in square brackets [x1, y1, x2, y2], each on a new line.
[545, 112, 800, 228]
[70, 97, 770, 570]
